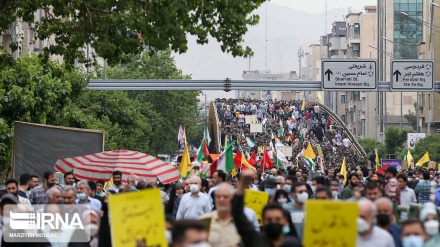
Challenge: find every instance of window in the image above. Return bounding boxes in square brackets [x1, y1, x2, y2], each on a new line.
[341, 95, 346, 103]
[341, 115, 346, 124]
[361, 119, 366, 136]
[393, 0, 423, 59]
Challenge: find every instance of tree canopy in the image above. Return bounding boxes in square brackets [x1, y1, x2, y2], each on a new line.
[0, 0, 265, 65]
[384, 126, 409, 155]
[358, 138, 386, 159]
[411, 135, 440, 163]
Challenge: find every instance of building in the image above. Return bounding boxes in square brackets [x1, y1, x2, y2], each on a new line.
[306, 39, 328, 105]
[240, 70, 299, 100]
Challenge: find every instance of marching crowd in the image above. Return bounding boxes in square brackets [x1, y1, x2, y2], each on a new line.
[1, 161, 440, 247]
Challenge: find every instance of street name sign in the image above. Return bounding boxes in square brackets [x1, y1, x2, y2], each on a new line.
[390, 60, 434, 91]
[321, 59, 377, 91]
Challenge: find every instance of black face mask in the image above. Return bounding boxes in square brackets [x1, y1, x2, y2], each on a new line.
[376, 214, 390, 227]
[264, 223, 283, 240]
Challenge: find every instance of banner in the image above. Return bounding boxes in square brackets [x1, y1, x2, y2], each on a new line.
[244, 189, 269, 226]
[407, 133, 426, 149]
[250, 123, 263, 133]
[381, 159, 402, 169]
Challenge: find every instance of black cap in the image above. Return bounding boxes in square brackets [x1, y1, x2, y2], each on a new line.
[385, 166, 398, 176]
[0, 193, 19, 204]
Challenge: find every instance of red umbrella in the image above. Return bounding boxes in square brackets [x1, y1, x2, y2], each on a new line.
[54, 150, 179, 184]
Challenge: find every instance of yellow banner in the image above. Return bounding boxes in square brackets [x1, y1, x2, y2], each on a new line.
[108, 189, 167, 247]
[244, 189, 269, 226]
[316, 144, 324, 158]
[303, 200, 358, 247]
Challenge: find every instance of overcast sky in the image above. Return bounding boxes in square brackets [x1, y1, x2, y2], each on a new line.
[272, 0, 377, 13]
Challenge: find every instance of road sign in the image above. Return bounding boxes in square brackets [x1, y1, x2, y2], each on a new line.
[391, 60, 434, 91]
[322, 59, 377, 91]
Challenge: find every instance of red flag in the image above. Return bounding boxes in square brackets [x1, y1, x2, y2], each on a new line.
[203, 140, 210, 157]
[249, 150, 256, 166]
[234, 150, 244, 169]
[260, 146, 274, 173]
[376, 165, 389, 176]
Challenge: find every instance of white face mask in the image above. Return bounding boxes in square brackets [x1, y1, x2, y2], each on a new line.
[331, 191, 339, 199]
[278, 198, 288, 204]
[165, 230, 172, 243]
[424, 220, 439, 236]
[357, 217, 370, 234]
[190, 184, 200, 193]
[296, 191, 309, 204]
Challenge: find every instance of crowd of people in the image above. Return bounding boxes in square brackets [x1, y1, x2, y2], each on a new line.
[214, 98, 362, 171]
[1, 161, 440, 247]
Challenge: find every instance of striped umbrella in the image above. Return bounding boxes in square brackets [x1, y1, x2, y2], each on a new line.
[54, 150, 179, 184]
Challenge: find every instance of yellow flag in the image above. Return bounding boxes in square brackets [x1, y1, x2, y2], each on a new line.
[415, 151, 430, 167]
[341, 157, 347, 184]
[301, 98, 306, 111]
[303, 142, 316, 159]
[375, 149, 380, 170]
[317, 92, 322, 103]
[231, 168, 237, 176]
[103, 177, 113, 192]
[180, 144, 191, 177]
[407, 149, 413, 165]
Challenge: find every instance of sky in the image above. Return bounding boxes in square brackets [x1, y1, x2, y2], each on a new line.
[272, 0, 377, 14]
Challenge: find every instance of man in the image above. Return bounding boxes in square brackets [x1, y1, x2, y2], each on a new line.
[356, 199, 395, 247]
[407, 172, 419, 190]
[107, 170, 124, 193]
[63, 186, 77, 205]
[415, 171, 431, 204]
[311, 176, 325, 196]
[96, 179, 105, 197]
[324, 169, 337, 186]
[259, 168, 278, 191]
[64, 171, 76, 186]
[375, 197, 402, 247]
[365, 180, 383, 202]
[400, 219, 429, 247]
[30, 175, 40, 189]
[232, 170, 301, 247]
[208, 170, 227, 209]
[315, 186, 332, 200]
[176, 176, 211, 220]
[170, 220, 210, 247]
[76, 181, 102, 212]
[330, 181, 340, 199]
[199, 183, 241, 247]
[29, 171, 57, 205]
[397, 174, 417, 220]
[341, 174, 360, 200]
[87, 180, 105, 205]
[18, 173, 31, 198]
[284, 175, 297, 194]
[275, 176, 285, 191]
[284, 182, 308, 241]
[263, 178, 277, 203]
[45, 187, 63, 204]
[384, 167, 400, 205]
[5, 178, 31, 205]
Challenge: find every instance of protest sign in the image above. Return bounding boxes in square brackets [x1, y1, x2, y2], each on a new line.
[428, 161, 436, 170]
[244, 189, 269, 226]
[303, 200, 358, 247]
[109, 189, 167, 247]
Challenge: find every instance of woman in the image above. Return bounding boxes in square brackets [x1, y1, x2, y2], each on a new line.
[165, 182, 185, 218]
[419, 202, 440, 247]
[273, 189, 291, 205]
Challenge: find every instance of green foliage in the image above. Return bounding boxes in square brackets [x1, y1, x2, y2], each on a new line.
[384, 127, 410, 155]
[404, 112, 417, 131]
[411, 135, 440, 163]
[0, 0, 266, 66]
[358, 138, 386, 158]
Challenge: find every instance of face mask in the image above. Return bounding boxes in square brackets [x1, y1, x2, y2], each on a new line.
[311, 185, 316, 194]
[402, 235, 424, 247]
[265, 188, 275, 197]
[264, 223, 283, 239]
[134, 180, 138, 186]
[276, 184, 281, 190]
[408, 178, 413, 182]
[165, 230, 172, 243]
[376, 214, 390, 227]
[424, 220, 439, 236]
[114, 181, 121, 187]
[84, 224, 99, 237]
[331, 191, 339, 199]
[278, 198, 288, 204]
[130, 186, 137, 191]
[190, 184, 200, 193]
[357, 217, 370, 234]
[77, 192, 87, 200]
[296, 191, 309, 204]
[284, 184, 292, 193]
[282, 225, 290, 235]
[269, 175, 276, 179]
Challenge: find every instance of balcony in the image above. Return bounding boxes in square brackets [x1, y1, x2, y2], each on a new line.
[348, 35, 360, 45]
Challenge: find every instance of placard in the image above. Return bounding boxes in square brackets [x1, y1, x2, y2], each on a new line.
[245, 115, 258, 124]
[401, 160, 408, 171]
[278, 146, 293, 157]
[381, 159, 402, 169]
[108, 189, 167, 247]
[244, 189, 269, 226]
[303, 201, 358, 247]
[407, 133, 426, 149]
[428, 161, 436, 170]
[250, 123, 263, 133]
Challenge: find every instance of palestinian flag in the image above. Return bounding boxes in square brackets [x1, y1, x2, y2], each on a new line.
[303, 157, 315, 170]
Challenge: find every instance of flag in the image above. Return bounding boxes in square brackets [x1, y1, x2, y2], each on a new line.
[103, 177, 113, 192]
[415, 151, 430, 167]
[303, 157, 315, 170]
[249, 150, 257, 166]
[270, 129, 274, 140]
[246, 137, 255, 147]
[276, 149, 289, 170]
[234, 149, 256, 171]
[177, 125, 183, 145]
[260, 146, 274, 173]
[301, 98, 306, 111]
[375, 149, 380, 170]
[180, 144, 191, 178]
[376, 165, 389, 176]
[204, 125, 211, 145]
[406, 149, 413, 165]
[303, 142, 316, 159]
[341, 157, 347, 184]
[290, 115, 296, 123]
[224, 135, 229, 151]
[278, 120, 284, 137]
[195, 138, 205, 162]
[211, 142, 235, 174]
[203, 139, 210, 157]
[317, 92, 322, 103]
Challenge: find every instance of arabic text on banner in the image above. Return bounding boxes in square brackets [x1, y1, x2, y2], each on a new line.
[244, 189, 269, 226]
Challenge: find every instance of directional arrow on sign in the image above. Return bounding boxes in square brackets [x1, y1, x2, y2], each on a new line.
[393, 70, 401, 81]
[324, 69, 333, 81]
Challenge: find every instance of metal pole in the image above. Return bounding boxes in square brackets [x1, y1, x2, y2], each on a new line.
[39, 9, 43, 54]
[12, 22, 16, 59]
[104, 59, 107, 80]
[86, 44, 89, 73]
[400, 92, 403, 129]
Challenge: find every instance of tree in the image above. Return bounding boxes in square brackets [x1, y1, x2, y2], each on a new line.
[0, 0, 265, 66]
[358, 138, 386, 158]
[384, 126, 409, 155]
[0, 53, 88, 169]
[411, 135, 440, 163]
